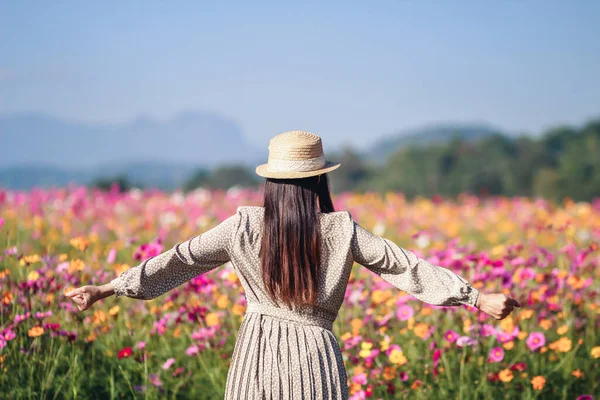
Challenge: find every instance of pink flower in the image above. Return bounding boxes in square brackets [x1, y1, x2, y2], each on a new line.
[396, 305, 414, 321]
[2, 329, 16, 341]
[352, 373, 367, 385]
[444, 330, 460, 343]
[526, 332, 545, 352]
[399, 371, 409, 381]
[0, 217, 4, 230]
[149, 373, 162, 387]
[488, 347, 504, 362]
[136, 341, 146, 350]
[107, 248, 117, 263]
[576, 396, 593, 400]
[163, 357, 175, 370]
[186, 345, 200, 356]
[456, 336, 476, 347]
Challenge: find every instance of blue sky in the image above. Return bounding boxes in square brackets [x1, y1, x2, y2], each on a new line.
[1, 1, 599, 148]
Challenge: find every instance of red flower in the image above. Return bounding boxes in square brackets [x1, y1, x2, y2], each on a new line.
[118, 347, 133, 359]
[510, 362, 527, 372]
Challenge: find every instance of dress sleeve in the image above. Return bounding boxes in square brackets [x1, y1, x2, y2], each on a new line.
[350, 216, 480, 307]
[110, 211, 240, 300]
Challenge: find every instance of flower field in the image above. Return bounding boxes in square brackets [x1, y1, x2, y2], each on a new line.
[1, 187, 599, 399]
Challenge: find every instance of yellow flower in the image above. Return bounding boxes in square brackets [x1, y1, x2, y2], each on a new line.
[70, 236, 90, 251]
[217, 294, 230, 309]
[379, 338, 390, 352]
[20, 254, 41, 266]
[109, 306, 120, 316]
[205, 312, 220, 327]
[68, 259, 85, 274]
[359, 342, 373, 358]
[28, 326, 44, 337]
[372, 289, 391, 304]
[503, 341, 515, 350]
[499, 316, 514, 333]
[59, 253, 69, 262]
[27, 270, 40, 281]
[590, 346, 600, 359]
[530, 376, 545, 390]
[389, 349, 407, 365]
[556, 325, 568, 335]
[498, 369, 514, 383]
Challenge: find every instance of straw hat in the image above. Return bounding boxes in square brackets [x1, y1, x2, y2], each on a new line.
[255, 131, 341, 179]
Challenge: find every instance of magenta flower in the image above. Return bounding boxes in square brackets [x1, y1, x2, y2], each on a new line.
[526, 332, 545, 352]
[488, 347, 504, 362]
[576, 396, 593, 400]
[444, 329, 460, 343]
[136, 341, 146, 350]
[396, 305, 414, 321]
[399, 371, 408, 381]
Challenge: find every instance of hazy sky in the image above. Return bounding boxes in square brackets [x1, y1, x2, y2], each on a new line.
[1, 1, 599, 148]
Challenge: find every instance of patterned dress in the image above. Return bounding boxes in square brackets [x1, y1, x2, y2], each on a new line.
[111, 205, 480, 399]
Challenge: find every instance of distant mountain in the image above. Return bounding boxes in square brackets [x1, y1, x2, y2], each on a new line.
[0, 111, 268, 189]
[0, 111, 265, 168]
[364, 123, 506, 164]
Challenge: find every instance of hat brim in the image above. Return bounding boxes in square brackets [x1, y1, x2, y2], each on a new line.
[255, 160, 341, 179]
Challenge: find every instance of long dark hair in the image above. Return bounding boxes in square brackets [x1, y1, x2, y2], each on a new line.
[259, 173, 335, 308]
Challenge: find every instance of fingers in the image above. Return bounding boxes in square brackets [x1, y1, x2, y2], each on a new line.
[509, 297, 522, 308]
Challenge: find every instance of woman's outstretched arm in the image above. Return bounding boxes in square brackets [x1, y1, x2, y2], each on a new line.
[66, 211, 241, 311]
[350, 215, 521, 319]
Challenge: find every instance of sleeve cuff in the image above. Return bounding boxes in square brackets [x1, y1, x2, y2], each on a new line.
[463, 286, 480, 308]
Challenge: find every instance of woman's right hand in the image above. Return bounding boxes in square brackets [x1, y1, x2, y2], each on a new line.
[65, 283, 114, 311]
[476, 293, 521, 320]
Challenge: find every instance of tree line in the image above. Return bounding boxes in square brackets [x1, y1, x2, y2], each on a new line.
[94, 118, 600, 202]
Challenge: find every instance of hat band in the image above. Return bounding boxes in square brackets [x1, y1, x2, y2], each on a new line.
[267, 154, 326, 172]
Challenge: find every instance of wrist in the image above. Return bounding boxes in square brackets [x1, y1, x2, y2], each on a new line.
[99, 283, 115, 299]
[475, 292, 484, 309]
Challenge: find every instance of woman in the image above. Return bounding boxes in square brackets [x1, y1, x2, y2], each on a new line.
[66, 131, 520, 399]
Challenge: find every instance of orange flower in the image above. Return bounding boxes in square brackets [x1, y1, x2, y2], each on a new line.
[410, 380, 424, 389]
[549, 337, 572, 353]
[28, 326, 44, 337]
[499, 369, 514, 383]
[2, 291, 12, 305]
[232, 303, 246, 316]
[109, 306, 120, 316]
[531, 376, 545, 390]
[572, 369, 584, 379]
[414, 323, 429, 339]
